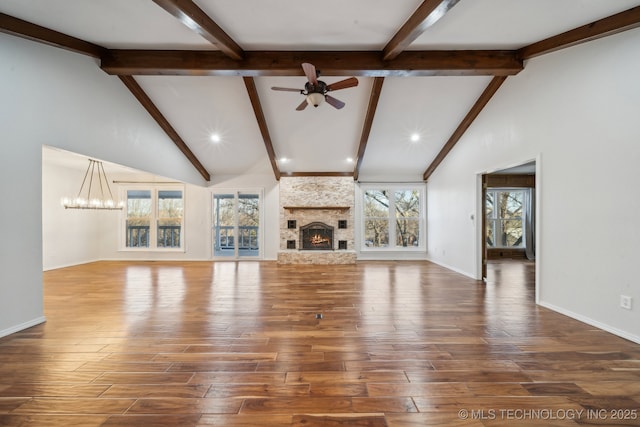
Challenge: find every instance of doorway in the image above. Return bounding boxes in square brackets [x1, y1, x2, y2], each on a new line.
[481, 161, 536, 283]
[212, 191, 262, 259]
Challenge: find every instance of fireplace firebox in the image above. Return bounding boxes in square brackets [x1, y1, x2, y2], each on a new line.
[300, 222, 334, 250]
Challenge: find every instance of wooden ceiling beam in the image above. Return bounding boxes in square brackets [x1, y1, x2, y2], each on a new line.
[383, 0, 460, 61]
[118, 75, 210, 182]
[354, 77, 385, 181]
[282, 172, 354, 178]
[0, 12, 106, 58]
[423, 76, 507, 181]
[422, 7, 640, 181]
[520, 6, 640, 60]
[243, 77, 281, 181]
[151, 0, 243, 60]
[101, 50, 522, 77]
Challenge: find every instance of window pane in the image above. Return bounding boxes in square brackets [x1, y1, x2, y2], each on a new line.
[157, 190, 183, 248]
[126, 190, 151, 248]
[364, 219, 389, 247]
[485, 191, 494, 218]
[364, 190, 389, 217]
[238, 193, 260, 256]
[494, 190, 524, 248]
[213, 194, 235, 256]
[486, 220, 495, 247]
[501, 219, 523, 247]
[498, 191, 523, 219]
[364, 190, 389, 248]
[394, 190, 419, 218]
[396, 218, 419, 247]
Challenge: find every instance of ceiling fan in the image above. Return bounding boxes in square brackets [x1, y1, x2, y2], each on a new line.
[271, 62, 359, 111]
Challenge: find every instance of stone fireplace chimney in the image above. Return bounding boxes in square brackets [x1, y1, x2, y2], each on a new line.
[278, 176, 355, 264]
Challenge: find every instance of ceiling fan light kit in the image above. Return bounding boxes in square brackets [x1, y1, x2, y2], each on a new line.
[271, 62, 359, 111]
[306, 92, 325, 108]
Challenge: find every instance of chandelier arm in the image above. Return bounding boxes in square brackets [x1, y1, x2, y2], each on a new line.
[87, 160, 97, 202]
[99, 161, 118, 203]
[76, 161, 93, 200]
[97, 162, 106, 200]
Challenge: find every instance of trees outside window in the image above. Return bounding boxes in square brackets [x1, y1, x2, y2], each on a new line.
[157, 190, 184, 248]
[362, 186, 424, 250]
[394, 190, 420, 247]
[123, 187, 184, 250]
[364, 190, 389, 247]
[213, 192, 261, 258]
[485, 189, 524, 248]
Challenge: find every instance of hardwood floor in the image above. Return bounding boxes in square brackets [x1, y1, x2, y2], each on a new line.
[1, 260, 639, 426]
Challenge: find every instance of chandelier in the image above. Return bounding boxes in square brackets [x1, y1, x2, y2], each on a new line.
[61, 159, 123, 210]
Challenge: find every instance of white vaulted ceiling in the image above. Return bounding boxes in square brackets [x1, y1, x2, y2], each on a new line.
[2, 0, 639, 181]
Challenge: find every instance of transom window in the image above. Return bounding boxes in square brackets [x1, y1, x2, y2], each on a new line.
[122, 186, 184, 250]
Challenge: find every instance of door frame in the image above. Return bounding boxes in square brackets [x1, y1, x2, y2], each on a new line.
[211, 188, 264, 260]
[477, 156, 541, 303]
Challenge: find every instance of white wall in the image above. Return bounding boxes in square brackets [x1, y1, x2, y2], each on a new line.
[42, 158, 104, 269]
[41, 163, 281, 267]
[0, 32, 208, 337]
[6, 26, 639, 341]
[0, 127, 45, 337]
[98, 173, 280, 261]
[97, 180, 212, 263]
[427, 28, 640, 342]
[41, 162, 214, 269]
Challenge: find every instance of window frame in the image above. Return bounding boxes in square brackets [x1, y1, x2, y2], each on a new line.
[485, 188, 526, 249]
[119, 184, 186, 252]
[358, 184, 426, 252]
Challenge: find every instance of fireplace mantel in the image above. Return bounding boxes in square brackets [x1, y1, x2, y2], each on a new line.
[283, 206, 350, 213]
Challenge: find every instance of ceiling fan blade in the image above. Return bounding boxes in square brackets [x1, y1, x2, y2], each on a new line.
[296, 99, 309, 111]
[326, 77, 359, 91]
[271, 86, 302, 92]
[301, 62, 318, 86]
[325, 95, 345, 110]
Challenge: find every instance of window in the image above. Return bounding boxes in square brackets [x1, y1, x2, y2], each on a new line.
[361, 186, 425, 250]
[485, 189, 524, 248]
[123, 187, 184, 250]
[157, 190, 184, 248]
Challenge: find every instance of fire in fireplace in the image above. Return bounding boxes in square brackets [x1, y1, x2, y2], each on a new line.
[300, 222, 334, 250]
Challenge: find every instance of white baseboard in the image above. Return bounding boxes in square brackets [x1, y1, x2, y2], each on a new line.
[0, 316, 46, 339]
[538, 301, 640, 344]
[425, 257, 478, 280]
[357, 252, 428, 261]
[43, 258, 101, 271]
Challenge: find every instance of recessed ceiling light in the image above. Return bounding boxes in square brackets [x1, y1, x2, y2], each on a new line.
[279, 157, 289, 163]
[210, 133, 221, 143]
[346, 157, 354, 163]
[410, 133, 420, 142]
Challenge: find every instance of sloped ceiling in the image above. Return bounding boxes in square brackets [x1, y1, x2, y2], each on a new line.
[2, 0, 639, 182]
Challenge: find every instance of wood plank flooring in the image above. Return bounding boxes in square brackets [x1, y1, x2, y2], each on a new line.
[0, 260, 639, 426]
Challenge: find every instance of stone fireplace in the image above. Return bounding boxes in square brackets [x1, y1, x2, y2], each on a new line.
[278, 176, 356, 264]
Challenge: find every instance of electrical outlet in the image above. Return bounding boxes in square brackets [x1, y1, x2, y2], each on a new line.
[620, 295, 632, 310]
